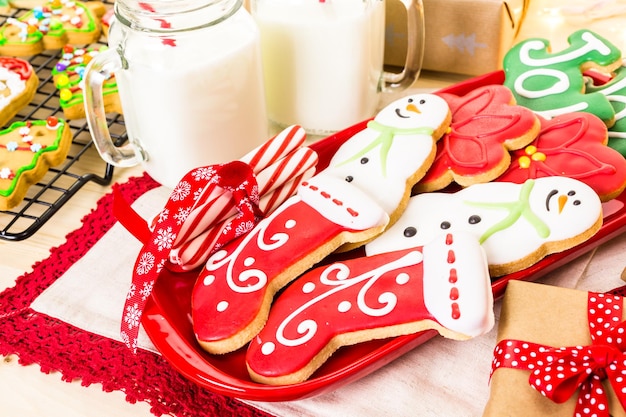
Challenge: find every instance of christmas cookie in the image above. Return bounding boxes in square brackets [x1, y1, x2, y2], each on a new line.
[101, 7, 112, 38]
[585, 65, 626, 157]
[246, 231, 494, 385]
[503, 29, 622, 126]
[366, 177, 603, 277]
[415, 84, 540, 192]
[191, 93, 451, 354]
[497, 112, 626, 202]
[0, 116, 72, 210]
[0, 57, 39, 128]
[0, 0, 106, 56]
[52, 44, 121, 119]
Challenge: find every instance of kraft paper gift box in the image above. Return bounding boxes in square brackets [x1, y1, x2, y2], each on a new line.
[385, 0, 529, 76]
[483, 280, 626, 417]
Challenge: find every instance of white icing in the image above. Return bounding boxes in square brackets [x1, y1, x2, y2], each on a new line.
[365, 177, 602, 268]
[422, 232, 494, 338]
[298, 175, 389, 230]
[0, 68, 26, 110]
[321, 93, 449, 215]
[514, 68, 570, 99]
[519, 32, 613, 67]
[270, 250, 424, 350]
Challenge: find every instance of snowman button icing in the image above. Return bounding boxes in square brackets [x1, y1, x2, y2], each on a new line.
[403, 226, 417, 237]
[468, 215, 482, 224]
[441, 221, 451, 229]
[345, 175, 353, 182]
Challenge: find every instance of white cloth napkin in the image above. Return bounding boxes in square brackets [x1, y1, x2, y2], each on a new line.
[30, 186, 626, 416]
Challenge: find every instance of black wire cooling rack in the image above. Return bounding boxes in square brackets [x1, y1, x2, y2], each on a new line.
[0, 1, 122, 241]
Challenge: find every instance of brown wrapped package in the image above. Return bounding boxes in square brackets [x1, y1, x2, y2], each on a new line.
[483, 280, 626, 417]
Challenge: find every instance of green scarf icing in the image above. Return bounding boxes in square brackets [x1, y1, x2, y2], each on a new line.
[337, 120, 434, 177]
[464, 179, 550, 244]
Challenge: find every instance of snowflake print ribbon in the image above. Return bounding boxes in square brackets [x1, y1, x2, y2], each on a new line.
[491, 292, 626, 416]
[121, 161, 261, 352]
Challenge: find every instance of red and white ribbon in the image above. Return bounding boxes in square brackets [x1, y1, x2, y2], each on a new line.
[115, 125, 318, 351]
[491, 292, 626, 417]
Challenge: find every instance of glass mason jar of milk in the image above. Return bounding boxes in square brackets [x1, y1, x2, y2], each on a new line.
[83, 0, 268, 188]
[251, 0, 424, 135]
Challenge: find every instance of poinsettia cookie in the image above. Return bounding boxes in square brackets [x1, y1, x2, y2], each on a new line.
[497, 112, 626, 202]
[366, 177, 603, 277]
[0, 0, 106, 56]
[415, 84, 540, 192]
[503, 29, 622, 125]
[0, 116, 72, 210]
[52, 44, 121, 119]
[191, 93, 451, 354]
[0, 57, 39, 128]
[246, 231, 494, 385]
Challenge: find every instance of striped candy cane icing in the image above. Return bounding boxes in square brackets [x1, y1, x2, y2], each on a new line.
[246, 232, 494, 385]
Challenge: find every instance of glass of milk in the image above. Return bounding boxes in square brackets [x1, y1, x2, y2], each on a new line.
[83, 0, 268, 188]
[251, 0, 424, 136]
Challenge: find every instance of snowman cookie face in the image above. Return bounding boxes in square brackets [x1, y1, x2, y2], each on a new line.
[324, 93, 451, 215]
[365, 177, 603, 275]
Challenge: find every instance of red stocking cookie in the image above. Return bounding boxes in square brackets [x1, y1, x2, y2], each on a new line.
[246, 232, 494, 385]
[192, 93, 452, 354]
[415, 85, 540, 192]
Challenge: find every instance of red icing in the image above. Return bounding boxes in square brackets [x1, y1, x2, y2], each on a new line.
[447, 250, 455, 264]
[192, 198, 356, 345]
[417, 85, 539, 191]
[449, 269, 458, 283]
[0, 57, 33, 81]
[451, 303, 461, 320]
[497, 112, 626, 201]
[245, 247, 435, 379]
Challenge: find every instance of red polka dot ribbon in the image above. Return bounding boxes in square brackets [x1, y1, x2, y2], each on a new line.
[492, 292, 626, 416]
[120, 161, 261, 352]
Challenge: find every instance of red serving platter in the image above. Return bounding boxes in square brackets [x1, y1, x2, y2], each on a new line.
[141, 71, 626, 402]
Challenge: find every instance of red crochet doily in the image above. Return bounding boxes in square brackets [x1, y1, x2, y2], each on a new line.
[0, 172, 272, 417]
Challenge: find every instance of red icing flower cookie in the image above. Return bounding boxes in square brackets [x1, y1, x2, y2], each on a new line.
[497, 112, 626, 202]
[0, 0, 106, 56]
[415, 85, 540, 192]
[0, 57, 39, 127]
[246, 232, 494, 385]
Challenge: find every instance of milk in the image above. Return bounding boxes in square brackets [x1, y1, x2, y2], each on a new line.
[253, 0, 385, 135]
[106, 8, 268, 188]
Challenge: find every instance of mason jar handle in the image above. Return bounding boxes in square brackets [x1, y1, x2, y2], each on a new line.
[382, 0, 425, 91]
[83, 48, 146, 167]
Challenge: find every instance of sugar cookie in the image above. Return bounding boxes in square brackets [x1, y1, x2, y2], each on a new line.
[503, 29, 622, 125]
[0, 0, 106, 56]
[415, 84, 540, 192]
[0, 117, 72, 210]
[0, 56, 38, 128]
[367, 177, 603, 277]
[246, 231, 494, 385]
[497, 112, 626, 202]
[191, 93, 451, 354]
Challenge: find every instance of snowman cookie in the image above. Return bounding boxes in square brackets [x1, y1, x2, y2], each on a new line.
[366, 177, 603, 277]
[191, 94, 451, 354]
[246, 231, 494, 385]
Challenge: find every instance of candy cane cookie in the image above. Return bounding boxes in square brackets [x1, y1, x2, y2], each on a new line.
[503, 29, 622, 125]
[191, 94, 452, 354]
[366, 177, 603, 277]
[246, 231, 494, 385]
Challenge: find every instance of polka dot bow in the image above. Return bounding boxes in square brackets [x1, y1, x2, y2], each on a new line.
[492, 293, 626, 417]
[120, 161, 262, 352]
